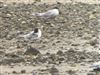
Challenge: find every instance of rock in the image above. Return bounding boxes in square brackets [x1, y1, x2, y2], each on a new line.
[45, 52, 50, 56]
[1, 53, 25, 65]
[71, 43, 80, 46]
[21, 21, 26, 24]
[2, 57, 25, 65]
[0, 51, 5, 55]
[89, 39, 98, 46]
[6, 34, 13, 40]
[49, 66, 59, 75]
[6, 13, 12, 18]
[58, 57, 65, 61]
[35, 55, 48, 63]
[56, 50, 63, 56]
[24, 46, 40, 55]
[12, 71, 17, 74]
[21, 70, 26, 73]
[32, 72, 36, 75]
[48, 54, 57, 64]
[87, 72, 96, 75]
[67, 70, 76, 75]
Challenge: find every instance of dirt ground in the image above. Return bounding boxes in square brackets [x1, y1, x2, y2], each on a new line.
[0, 0, 100, 75]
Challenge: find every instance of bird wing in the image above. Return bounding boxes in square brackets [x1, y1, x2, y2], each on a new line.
[19, 31, 34, 39]
[30, 33, 39, 40]
[32, 12, 45, 17]
[32, 9, 56, 19]
[41, 10, 55, 18]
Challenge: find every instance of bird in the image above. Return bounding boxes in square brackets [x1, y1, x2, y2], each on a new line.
[90, 61, 100, 75]
[19, 28, 42, 41]
[31, 7, 59, 19]
[90, 61, 100, 69]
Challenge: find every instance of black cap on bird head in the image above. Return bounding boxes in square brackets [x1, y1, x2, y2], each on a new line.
[34, 28, 39, 33]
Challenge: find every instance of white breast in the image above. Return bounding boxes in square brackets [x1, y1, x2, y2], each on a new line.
[37, 29, 42, 38]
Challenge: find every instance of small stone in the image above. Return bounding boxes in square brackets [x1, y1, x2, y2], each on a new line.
[49, 66, 59, 75]
[71, 43, 80, 46]
[21, 70, 26, 73]
[12, 71, 17, 74]
[58, 57, 65, 63]
[89, 39, 98, 46]
[52, 43, 56, 46]
[6, 14, 12, 17]
[56, 41, 61, 43]
[45, 52, 50, 56]
[21, 21, 26, 24]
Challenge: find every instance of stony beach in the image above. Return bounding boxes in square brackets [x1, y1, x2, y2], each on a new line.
[0, 0, 100, 75]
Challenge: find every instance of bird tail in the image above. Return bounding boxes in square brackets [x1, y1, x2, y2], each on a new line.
[32, 13, 40, 16]
[31, 13, 36, 16]
[31, 12, 44, 17]
[18, 35, 25, 38]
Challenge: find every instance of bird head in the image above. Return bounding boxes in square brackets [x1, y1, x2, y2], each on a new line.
[34, 28, 39, 33]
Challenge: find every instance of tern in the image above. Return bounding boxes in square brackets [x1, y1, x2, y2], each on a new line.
[32, 7, 59, 19]
[91, 61, 100, 69]
[19, 28, 42, 41]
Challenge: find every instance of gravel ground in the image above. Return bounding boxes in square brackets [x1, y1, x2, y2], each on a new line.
[0, 1, 100, 75]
